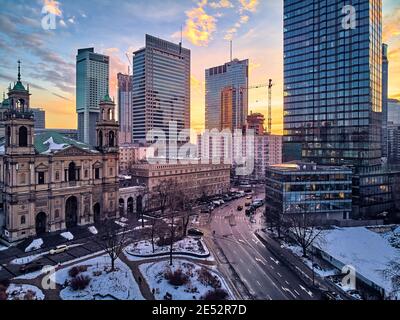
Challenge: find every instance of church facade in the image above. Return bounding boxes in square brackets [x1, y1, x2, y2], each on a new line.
[0, 65, 120, 243]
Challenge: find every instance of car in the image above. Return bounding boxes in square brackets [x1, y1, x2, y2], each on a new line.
[245, 202, 251, 207]
[322, 291, 341, 301]
[237, 205, 243, 211]
[19, 261, 44, 274]
[246, 195, 253, 200]
[188, 228, 204, 237]
[49, 244, 69, 255]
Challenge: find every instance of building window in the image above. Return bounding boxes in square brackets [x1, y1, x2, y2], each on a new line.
[55, 171, 60, 181]
[95, 168, 100, 179]
[84, 170, 88, 178]
[38, 172, 45, 185]
[20, 173, 26, 184]
[109, 168, 113, 176]
[20, 215, 26, 225]
[68, 162, 77, 181]
[18, 126, 28, 147]
[55, 209, 60, 219]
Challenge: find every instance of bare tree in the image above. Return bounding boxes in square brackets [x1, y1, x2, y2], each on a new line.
[287, 213, 324, 258]
[382, 259, 400, 299]
[181, 192, 195, 237]
[153, 180, 172, 216]
[97, 219, 129, 272]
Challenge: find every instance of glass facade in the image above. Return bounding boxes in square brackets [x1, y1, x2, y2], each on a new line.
[266, 162, 353, 220]
[283, 0, 382, 171]
[132, 35, 190, 144]
[205, 59, 249, 131]
[118, 73, 133, 145]
[76, 48, 109, 146]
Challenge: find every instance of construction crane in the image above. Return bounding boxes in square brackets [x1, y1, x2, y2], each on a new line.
[241, 79, 273, 134]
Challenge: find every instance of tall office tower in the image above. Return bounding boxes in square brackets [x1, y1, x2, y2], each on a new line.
[388, 99, 400, 125]
[205, 59, 249, 131]
[283, 0, 389, 218]
[31, 108, 46, 129]
[76, 48, 110, 146]
[382, 44, 389, 158]
[247, 112, 265, 136]
[117, 73, 133, 145]
[283, 0, 382, 169]
[132, 34, 191, 145]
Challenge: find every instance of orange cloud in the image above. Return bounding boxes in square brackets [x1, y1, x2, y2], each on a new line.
[43, 0, 62, 16]
[383, 7, 400, 42]
[239, 0, 259, 13]
[102, 48, 128, 98]
[210, 0, 234, 9]
[183, 1, 217, 46]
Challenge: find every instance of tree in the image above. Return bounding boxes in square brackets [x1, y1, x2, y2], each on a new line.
[181, 192, 195, 237]
[286, 213, 324, 258]
[153, 180, 172, 216]
[97, 219, 129, 271]
[382, 259, 400, 299]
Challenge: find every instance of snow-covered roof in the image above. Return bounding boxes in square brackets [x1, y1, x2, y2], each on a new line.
[317, 227, 399, 297]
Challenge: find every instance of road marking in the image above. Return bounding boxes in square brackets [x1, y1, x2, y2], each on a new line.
[256, 281, 262, 287]
[285, 280, 290, 285]
[255, 257, 266, 266]
[277, 272, 282, 278]
[281, 287, 297, 299]
[270, 257, 280, 265]
[267, 295, 272, 300]
[270, 265, 274, 270]
[294, 289, 300, 296]
[247, 268, 251, 274]
[300, 285, 314, 297]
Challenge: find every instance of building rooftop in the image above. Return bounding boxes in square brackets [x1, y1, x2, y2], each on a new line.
[268, 161, 352, 173]
[0, 131, 99, 156]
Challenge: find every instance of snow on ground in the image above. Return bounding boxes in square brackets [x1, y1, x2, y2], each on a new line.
[125, 237, 209, 258]
[88, 226, 98, 235]
[51, 255, 144, 300]
[120, 217, 129, 223]
[0, 244, 8, 252]
[139, 259, 232, 300]
[61, 232, 74, 241]
[115, 221, 128, 227]
[133, 225, 151, 231]
[381, 226, 400, 249]
[25, 238, 43, 253]
[138, 219, 148, 224]
[6, 284, 45, 300]
[11, 253, 45, 265]
[318, 227, 400, 298]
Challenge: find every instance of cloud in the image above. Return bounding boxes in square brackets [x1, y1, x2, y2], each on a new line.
[102, 48, 129, 98]
[210, 0, 234, 9]
[383, 7, 400, 42]
[238, 0, 259, 13]
[182, 0, 217, 46]
[43, 0, 62, 17]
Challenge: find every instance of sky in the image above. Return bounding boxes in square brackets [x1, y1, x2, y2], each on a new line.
[0, 0, 399, 134]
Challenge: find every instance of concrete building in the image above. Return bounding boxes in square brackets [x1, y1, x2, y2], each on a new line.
[76, 48, 109, 146]
[265, 162, 353, 222]
[132, 35, 190, 144]
[388, 99, 400, 125]
[129, 163, 230, 201]
[31, 108, 45, 129]
[117, 73, 133, 145]
[382, 44, 389, 158]
[247, 112, 265, 136]
[205, 59, 248, 131]
[119, 144, 153, 174]
[118, 186, 146, 217]
[0, 68, 119, 242]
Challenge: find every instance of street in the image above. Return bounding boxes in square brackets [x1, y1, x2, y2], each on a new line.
[207, 191, 319, 300]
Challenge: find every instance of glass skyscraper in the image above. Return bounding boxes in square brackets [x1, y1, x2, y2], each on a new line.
[283, 0, 382, 171]
[76, 48, 109, 146]
[283, 0, 392, 218]
[132, 35, 190, 144]
[117, 73, 133, 145]
[382, 43, 389, 158]
[205, 59, 249, 131]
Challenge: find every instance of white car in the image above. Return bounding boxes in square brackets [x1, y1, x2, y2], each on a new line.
[49, 245, 69, 255]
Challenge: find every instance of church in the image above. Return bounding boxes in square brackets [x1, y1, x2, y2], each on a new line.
[0, 63, 120, 243]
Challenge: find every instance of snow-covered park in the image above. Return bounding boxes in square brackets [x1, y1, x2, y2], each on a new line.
[124, 237, 210, 260]
[25, 238, 43, 252]
[50, 255, 144, 300]
[139, 259, 232, 300]
[2, 284, 44, 301]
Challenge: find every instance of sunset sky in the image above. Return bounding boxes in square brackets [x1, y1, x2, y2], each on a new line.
[0, 0, 399, 134]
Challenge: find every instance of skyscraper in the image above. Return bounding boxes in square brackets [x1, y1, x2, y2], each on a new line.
[132, 35, 190, 144]
[283, 0, 390, 218]
[117, 73, 133, 145]
[76, 48, 109, 146]
[382, 43, 389, 158]
[31, 108, 46, 129]
[283, 0, 382, 170]
[205, 59, 249, 131]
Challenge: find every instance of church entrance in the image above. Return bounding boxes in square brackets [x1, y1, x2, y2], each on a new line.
[35, 212, 47, 236]
[66, 196, 78, 229]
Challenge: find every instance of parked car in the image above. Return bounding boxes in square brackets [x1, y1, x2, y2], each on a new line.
[19, 261, 44, 274]
[49, 244, 69, 255]
[237, 205, 243, 211]
[322, 291, 341, 301]
[188, 228, 204, 237]
[246, 195, 253, 200]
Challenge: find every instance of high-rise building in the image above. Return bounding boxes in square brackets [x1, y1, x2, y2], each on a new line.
[117, 73, 133, 145]
[388, 99, 400, 125]
[283, 0, 390, 219]
[283, 0, 382, 170]
[205, 59, 249, 131]
[31, 108, 46, 129]
[76, 48, 109, 146]
[132, 34, 190, 144]
[382, 44, 389, 158]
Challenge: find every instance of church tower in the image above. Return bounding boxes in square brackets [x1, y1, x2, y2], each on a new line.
[96, 93, 119, 153]
[5, 61, 35, 156]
